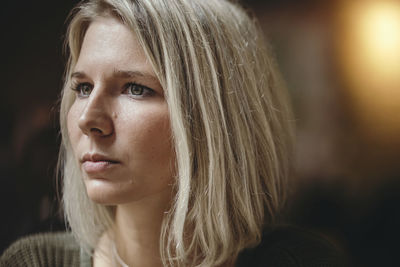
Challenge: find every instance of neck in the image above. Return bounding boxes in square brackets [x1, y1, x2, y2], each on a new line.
[112, 187, 172, 267]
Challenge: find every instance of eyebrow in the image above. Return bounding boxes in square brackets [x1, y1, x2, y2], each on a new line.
[112, 69, 156, 80]
[70, 69, 158, 81]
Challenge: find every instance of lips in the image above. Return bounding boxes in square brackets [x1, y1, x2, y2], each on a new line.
[81, 153, 120, 174]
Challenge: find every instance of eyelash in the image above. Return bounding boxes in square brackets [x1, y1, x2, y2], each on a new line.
[70, 82, 92, 98]
[70, 82, 155, 99]
[123, 82, 156, 98]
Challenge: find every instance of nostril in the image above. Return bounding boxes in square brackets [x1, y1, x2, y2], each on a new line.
[90, 128, 103, 134]
[89, 127, 112, 137]
[89, 126, 114, 137]
[77, 101, 114, 137]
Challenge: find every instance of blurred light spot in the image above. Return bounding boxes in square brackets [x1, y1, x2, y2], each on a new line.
[356, 1, 400, 77]
[336, 0, 400, 142]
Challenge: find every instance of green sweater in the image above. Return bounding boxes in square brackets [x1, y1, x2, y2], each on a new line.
[0, 232, 91, 267]
[1, 228, 347, 266]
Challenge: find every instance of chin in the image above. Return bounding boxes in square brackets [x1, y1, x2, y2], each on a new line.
[84, 179, 136, 205]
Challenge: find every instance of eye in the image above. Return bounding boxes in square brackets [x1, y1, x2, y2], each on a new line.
[71, 82, 93, 97]
[128, 83, 144, 95]
[124, 83, 155, 98]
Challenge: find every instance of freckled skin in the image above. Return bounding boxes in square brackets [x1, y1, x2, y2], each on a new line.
[67, 17, 175, 205]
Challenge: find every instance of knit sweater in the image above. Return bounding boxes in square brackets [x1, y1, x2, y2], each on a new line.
[0, 227, 347, 266]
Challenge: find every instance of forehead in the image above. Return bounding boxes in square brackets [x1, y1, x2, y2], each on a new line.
[74, 16, 154, 75]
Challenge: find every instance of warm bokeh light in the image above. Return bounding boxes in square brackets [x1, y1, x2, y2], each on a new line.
[357, 1, 400, 77]
[336, 0, 400, 142]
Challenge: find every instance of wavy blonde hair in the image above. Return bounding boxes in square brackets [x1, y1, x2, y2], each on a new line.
[59, 0, 294, 266]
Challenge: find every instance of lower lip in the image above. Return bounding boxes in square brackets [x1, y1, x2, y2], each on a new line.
[82, 161, 118, 174]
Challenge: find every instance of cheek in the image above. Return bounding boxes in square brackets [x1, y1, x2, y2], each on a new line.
[66, 104, 81, 150]
[120, 106, 174, 170]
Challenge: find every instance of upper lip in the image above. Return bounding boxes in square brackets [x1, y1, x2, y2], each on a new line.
[81, 153, 120, 163]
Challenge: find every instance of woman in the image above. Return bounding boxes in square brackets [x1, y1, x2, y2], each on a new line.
[1, 0, 345, 266]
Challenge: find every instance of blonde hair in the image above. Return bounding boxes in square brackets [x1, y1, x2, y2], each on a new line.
[59, 0, 294, 266]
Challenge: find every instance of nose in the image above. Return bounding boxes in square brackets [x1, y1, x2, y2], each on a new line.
[78, 91, 114, 137]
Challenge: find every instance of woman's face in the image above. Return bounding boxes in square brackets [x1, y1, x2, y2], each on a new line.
[67, 17, 175, 205]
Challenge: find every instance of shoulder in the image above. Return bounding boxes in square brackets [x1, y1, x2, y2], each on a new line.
[236, 226, 349, 267]
[0, 232, 81, 267]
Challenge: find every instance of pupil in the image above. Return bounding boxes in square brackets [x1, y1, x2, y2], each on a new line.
[83, 86, 90, 95]
[131, 85, 142, 95]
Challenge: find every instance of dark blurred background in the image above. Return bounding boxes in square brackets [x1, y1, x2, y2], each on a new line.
[1, 1, 399, 266]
